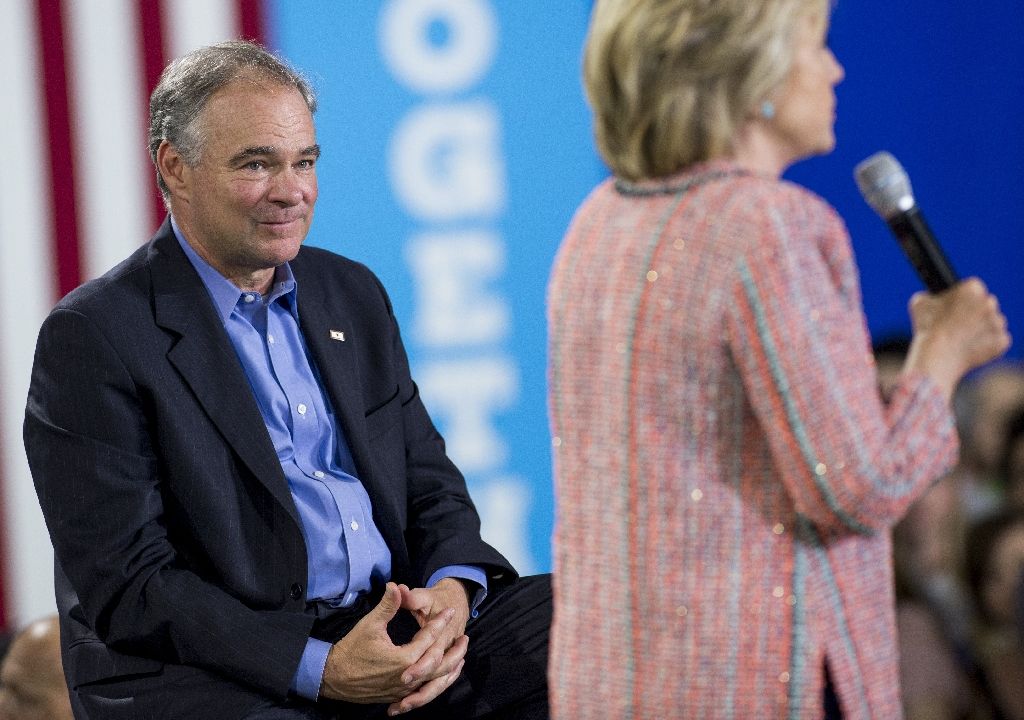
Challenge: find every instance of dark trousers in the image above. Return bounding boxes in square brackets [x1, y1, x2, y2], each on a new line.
[245, 574, 551, 720]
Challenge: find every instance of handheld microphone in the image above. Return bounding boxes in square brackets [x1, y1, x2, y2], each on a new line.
[854, 151, 959, 293]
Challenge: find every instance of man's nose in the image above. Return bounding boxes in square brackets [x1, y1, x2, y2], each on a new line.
[267, 168, 307, 204]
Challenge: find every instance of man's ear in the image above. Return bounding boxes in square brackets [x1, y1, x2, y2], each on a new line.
[156, 140, 190, 200]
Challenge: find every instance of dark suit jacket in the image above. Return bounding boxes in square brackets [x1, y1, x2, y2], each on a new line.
[23, 219, 515, 717]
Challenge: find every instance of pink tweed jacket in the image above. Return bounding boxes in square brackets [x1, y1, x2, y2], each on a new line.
[547, 161, 958, 719]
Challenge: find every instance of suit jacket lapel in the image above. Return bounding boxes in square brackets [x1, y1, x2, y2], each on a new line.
[147, 222, 302, 529]
[291, 265, 380, 495]
[295, 276, 412, 557]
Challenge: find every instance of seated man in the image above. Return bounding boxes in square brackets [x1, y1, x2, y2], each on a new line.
[24, 40, 549, 720]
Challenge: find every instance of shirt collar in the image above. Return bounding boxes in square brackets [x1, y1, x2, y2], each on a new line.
[170, 215, 299, 325]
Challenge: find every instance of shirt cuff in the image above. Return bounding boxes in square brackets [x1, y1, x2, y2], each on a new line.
[427, 565, 488, 617]
[290, 637, 332, 701]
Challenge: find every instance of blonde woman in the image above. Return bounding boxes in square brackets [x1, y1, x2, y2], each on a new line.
[547, 1, 1010, 717]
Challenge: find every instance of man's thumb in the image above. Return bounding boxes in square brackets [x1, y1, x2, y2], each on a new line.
[373, 582, 401, 621]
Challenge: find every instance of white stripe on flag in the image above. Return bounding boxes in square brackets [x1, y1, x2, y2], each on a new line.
[0, 0, 246, 627]
[0, 0, 60, 626]
[165, 0, 241, 61]
[65, 0, 154, 281]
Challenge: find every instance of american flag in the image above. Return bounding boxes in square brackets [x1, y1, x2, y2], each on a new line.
[0, 0, 268, 632]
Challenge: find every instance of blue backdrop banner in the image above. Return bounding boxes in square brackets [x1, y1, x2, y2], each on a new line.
[267, 0, 1023, 574]
[268, 0, 602, 573]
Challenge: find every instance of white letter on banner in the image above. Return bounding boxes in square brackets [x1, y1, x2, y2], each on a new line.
[417, 357, 517, 474]
[405, 230, 509, 347]
[379, 0, 497, 94]
[476, 477, 536, 575]
[389, 102, 506, 221]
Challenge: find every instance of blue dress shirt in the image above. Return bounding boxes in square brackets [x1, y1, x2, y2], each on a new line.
[171, 218, 485, 700]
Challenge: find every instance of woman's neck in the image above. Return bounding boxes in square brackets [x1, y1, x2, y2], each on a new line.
[728, 121, 791, 178]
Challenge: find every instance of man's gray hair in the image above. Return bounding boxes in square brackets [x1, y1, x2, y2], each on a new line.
[148, 40, 317, 203]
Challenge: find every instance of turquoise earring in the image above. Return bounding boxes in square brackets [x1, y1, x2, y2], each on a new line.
[760, 100, 776, 120]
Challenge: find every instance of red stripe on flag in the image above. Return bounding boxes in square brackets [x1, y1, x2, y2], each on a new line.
[36, 0, 82, 299]
[238, 0, 266, 44]
[137, 0, 167, 233]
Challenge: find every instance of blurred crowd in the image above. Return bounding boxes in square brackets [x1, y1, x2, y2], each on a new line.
[0, 615, 72, 720]
[877, 337, 1024, 720]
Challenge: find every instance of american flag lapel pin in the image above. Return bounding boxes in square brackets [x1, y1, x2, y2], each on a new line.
[329, 329, 345, 342]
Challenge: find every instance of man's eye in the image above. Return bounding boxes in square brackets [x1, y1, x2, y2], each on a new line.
[244, 160, 266, 171]
[297, 159, 316, 169]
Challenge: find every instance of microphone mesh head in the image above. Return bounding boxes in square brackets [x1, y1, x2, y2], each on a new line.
[854, 151, 915, 219]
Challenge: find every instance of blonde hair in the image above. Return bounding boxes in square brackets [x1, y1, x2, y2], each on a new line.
[584, 0, 829, 181]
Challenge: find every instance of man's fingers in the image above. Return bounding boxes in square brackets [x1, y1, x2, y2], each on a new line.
[400, 586, 430, 609]
[388, 658, 465, 717]
[396, 608, 457, 685]
[435, 634, 468, 677]
[401, 605, 454, 664]
[388, 675, 448, 716]
[399, 586, 433, 622]
[401, 633, 468, 687]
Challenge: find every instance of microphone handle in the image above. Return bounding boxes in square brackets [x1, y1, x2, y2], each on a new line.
[887, 206, 959, 293]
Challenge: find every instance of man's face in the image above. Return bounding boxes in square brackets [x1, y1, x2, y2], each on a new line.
[173, 78, 319, 287]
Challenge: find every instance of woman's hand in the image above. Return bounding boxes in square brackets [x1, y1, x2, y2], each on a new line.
[904, 278, 1011, 400]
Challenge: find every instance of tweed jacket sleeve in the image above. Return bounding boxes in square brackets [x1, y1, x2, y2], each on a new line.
[724, 182, 957, 535]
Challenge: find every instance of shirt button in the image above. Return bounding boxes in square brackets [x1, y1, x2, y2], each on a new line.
[243, 293, 257, 303]
[289, 583, 303, 600]
[297, 404, 307, 415]
[268, 334, 275, 344]
[313, 471, 325, 479]
[350, 520, 359, 531]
